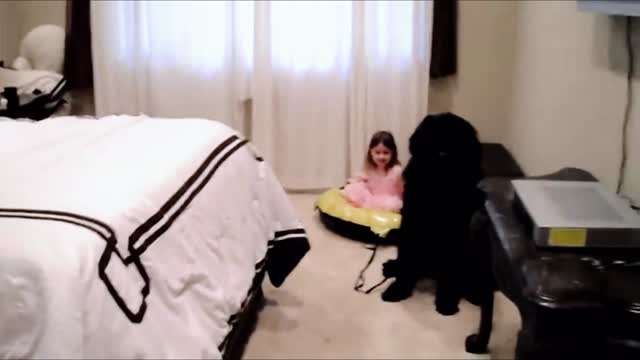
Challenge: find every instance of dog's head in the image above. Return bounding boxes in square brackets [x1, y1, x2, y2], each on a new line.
[407, 112, 483, 185]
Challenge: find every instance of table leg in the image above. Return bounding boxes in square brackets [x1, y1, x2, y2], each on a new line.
[465, 290, 495, 354]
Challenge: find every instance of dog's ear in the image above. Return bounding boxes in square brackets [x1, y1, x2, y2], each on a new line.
[408, 116, 428, 156]
[408, 112, 484, 178]
[409, 113, 444, 156]
[409, 113, 456, 157]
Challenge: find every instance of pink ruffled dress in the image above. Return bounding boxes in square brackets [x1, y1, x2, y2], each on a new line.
[341, 165, 404, 213]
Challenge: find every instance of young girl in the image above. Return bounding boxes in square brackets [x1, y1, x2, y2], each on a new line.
[342, 131, 404, 213]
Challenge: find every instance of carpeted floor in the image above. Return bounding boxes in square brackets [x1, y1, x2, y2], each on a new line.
[244, 193, 521, 359]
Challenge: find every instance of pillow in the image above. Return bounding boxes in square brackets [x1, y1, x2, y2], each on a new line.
[15, 25, 66, 74]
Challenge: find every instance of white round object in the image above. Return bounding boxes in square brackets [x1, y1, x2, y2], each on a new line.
[18, 24, 66, 74]
[11, 56, 33, 71]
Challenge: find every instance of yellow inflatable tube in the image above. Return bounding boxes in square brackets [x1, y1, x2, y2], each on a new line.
[315, 188, 401, 238]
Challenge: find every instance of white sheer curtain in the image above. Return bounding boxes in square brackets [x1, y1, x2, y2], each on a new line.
[91, 1, 254, 130]
[91, 1, 433, 190]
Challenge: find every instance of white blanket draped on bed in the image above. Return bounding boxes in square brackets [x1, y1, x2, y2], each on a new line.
[0, 115, 309, 359]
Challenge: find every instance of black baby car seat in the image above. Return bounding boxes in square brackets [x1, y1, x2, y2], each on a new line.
[0, 61, 68, 121]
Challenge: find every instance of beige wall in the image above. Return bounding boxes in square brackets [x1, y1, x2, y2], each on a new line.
[15, 0, 66, 31]
[430, 1, 640, 204]
[505, 1, 640, 204]
[2, 0, 639, 202]
[0, 0, 66, 63]
[428, 1, 518, 143]
[0, 1, 15, 62]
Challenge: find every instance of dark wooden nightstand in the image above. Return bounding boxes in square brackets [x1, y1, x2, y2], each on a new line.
[466, 168, 640, 359]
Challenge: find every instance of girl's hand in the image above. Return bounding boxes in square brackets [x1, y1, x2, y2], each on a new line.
[352, 173, 368, 183]
[347, 174, 367, 184]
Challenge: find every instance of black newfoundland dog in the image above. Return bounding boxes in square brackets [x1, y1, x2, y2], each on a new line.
[381, 113, 486, 315]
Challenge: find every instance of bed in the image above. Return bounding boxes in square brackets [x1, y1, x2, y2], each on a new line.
[0, 115, 310, 359]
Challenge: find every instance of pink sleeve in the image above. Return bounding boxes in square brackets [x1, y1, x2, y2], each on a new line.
[393, 166, 404, 194]
[391, 165, 403, 179]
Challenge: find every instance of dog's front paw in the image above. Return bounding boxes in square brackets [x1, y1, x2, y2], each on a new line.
[382, 259, 400, 278]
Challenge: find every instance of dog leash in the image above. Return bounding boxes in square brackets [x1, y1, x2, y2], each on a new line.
[354, 244, 390, 294]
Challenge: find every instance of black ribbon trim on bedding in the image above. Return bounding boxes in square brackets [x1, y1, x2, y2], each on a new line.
[127, 136, 247, 259]
[273, 228, 306, 239]
[0, 209, 151, 323]
[218, 229, 310, 355]
[267, 229, 310, 288]
[217, 257, 267, 354]
[0, 134, 251, 324]
[224, 259, 267, 327]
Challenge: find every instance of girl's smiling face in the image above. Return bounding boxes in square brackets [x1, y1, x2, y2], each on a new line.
[371, 143, 392, 169]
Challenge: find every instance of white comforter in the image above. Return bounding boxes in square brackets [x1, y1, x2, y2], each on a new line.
[0, 115, 309, 359]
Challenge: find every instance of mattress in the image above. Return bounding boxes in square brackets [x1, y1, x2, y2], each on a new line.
[0, 115, 309, 359]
